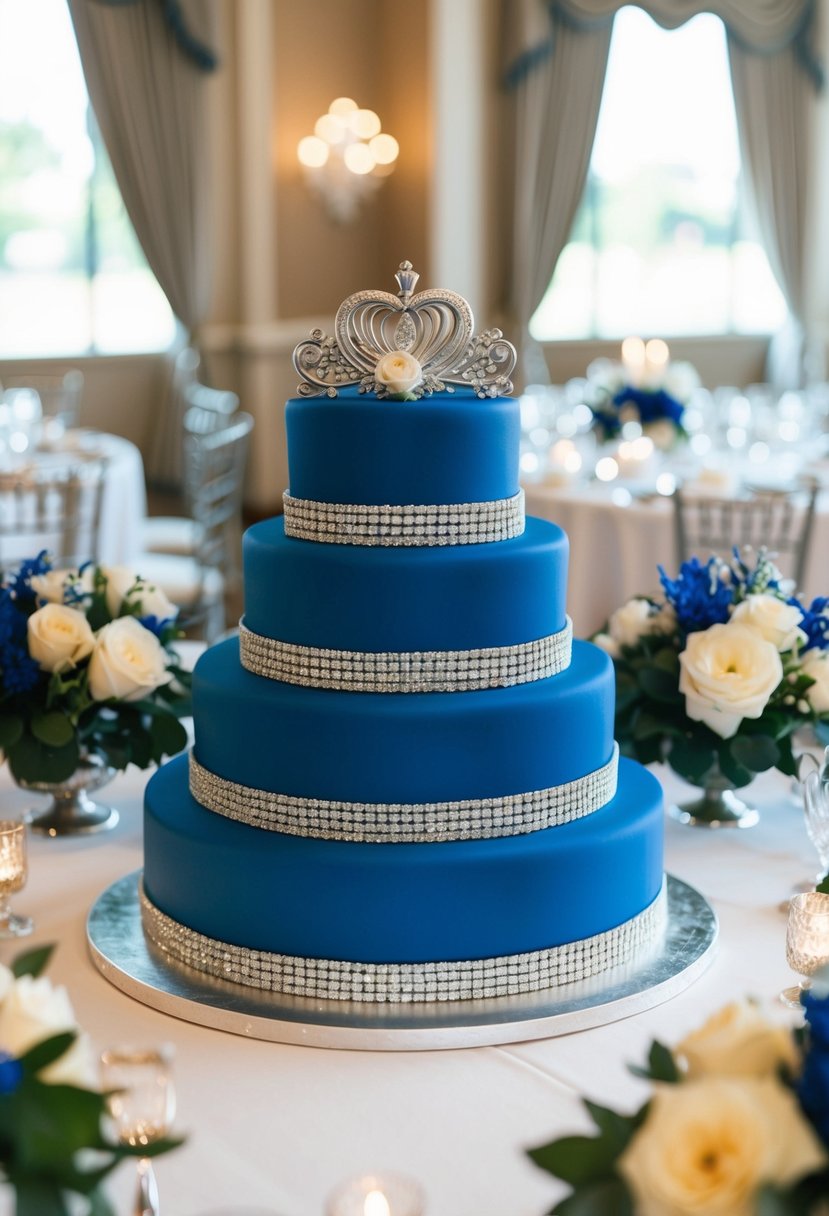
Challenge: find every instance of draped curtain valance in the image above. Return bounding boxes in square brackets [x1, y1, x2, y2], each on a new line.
[505, 0, 821, 85]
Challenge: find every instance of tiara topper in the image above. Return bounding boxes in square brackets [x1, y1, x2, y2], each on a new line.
[292, 261, 517, 401]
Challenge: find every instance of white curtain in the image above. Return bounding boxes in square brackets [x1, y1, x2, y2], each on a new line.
[68, 0, 219, 484]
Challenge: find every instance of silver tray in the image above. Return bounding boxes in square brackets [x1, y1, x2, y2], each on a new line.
[87, 871, 716, 1051]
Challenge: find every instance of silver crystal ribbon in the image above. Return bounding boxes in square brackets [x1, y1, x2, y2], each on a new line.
[238, 618, 573, 693]
[293, 260, 517, 400]
[282, 489, 525, 547]
[188, 744, 619, 843]
[141, 878, 667, 1004]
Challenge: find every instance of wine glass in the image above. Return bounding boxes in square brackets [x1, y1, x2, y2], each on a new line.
[100, 1046, 176, 1216]
[0, 820, 33, 938]
[781, 891, 829, 1008]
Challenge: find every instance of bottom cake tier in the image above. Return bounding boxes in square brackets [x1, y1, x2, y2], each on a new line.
[142, 754, 665, 1002]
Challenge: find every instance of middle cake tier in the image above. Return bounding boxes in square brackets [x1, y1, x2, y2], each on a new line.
[243, 515, 568, 653]
[192, 637, 614, 807]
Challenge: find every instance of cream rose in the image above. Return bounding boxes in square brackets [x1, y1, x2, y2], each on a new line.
[801, 650, 829, 714]
[677, 1002, 798, 1080]
[593, 632, 620, 659]
[102, 565, 139, 616]
[27, 603, 95, 673]
[30, 568, 77, 605]
[619, 1077, 825, 1216]
[730, 594, 807, 652]
[678, 623, 783, 739]
[0, 974, 96, 1087]
[374, 350, 423, 396]
[608, 598, 673, 649]
[88, 616, 172, 702]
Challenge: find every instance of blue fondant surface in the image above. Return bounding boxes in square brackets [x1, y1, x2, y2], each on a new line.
[243, 515, 569, 650]
[144, 754, 664, 964]
[286, 390, 520, 505]
[192, 638, 615, 803]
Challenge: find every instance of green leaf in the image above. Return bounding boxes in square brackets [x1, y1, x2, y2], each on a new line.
[147, 712, 188, 762]
[528, 1134, 620, 1185]
[13, 1181, 70, 1216]
[652, 647, 680, 675]
[88, 1188, 118, 1216]
[638, 666, 682, 705]
[817, 875, 829, 894]
[0, 714, 23, 749]
[18, 1032, 77, 1078]
[11, 942, 55, 979]
[31, 711, 75, 748]
[668, 735, 717, 784]
[13, 1080, 109, 1170]
[8, 730, 80, 785]
[615, 673, 639, 714]
[629, 1040, 680, 1083]
[756, 1184, 806, 1216]
[729, 734, 780, 774]
[552, 1176, 634, 1216]
[583, 1101, 644, 1155]
[633, 711, 673, 742]
[716, 742, 754, 789]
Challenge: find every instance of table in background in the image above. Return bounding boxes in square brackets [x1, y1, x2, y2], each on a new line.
[0, 430, 146, 569]
[0, 755, 814, 1216]
[524, 478, 829, 637]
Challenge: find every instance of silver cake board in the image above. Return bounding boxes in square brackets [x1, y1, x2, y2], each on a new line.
[87, 871, 716, 1052]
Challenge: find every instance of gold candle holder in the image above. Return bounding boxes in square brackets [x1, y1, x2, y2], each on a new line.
[326, 1173, 425, 1216]
[0, 820, 33, 938]
[100, 1045, 176, 1216]
[781, 890, 829, 1007]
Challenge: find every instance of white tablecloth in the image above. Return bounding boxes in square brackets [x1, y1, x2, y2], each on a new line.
[524, 479, 829, 638]
[0, 431, 146, 569]
[0, 754, 815, 1216]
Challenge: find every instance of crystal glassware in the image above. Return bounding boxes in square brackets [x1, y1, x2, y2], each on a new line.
[326, 1173, 425, 1216]
[781, 891, 829, 1008]
[100, 1046, 176, 1216]
[0, 820, 33, 938]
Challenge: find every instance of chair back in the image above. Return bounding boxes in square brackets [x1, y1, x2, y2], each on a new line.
[182, 381, 240, 437]
[0, 456, 107, 570]
[672, 480, 819, 589]
[2, 371, 84, 434]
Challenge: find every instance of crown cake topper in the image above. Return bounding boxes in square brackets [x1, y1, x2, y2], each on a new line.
[292, 261, 517, 400]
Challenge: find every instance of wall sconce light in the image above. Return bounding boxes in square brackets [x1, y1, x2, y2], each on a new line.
[297, 97, 399, 224]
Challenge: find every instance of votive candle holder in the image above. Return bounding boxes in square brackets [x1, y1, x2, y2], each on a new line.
[782, 890, 829, 1007]
[0, 819, 33, 937]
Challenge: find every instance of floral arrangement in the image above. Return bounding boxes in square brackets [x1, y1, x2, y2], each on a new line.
[0, 553, 191, 785]
[594, 550, 829, 787]
[0, 943, 181, 1215]
[528, 996, 829, 1215]
[585, 354, 699, 449]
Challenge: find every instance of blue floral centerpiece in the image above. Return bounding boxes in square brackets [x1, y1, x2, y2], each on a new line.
[594, 549, 829, 825]
[586, 341, 699, 449]
[528, 990, 829, 1215]
[0, 553, 191, 791]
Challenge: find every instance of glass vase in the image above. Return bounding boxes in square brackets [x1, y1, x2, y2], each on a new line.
[16, 753, 119, 837]
[668, 758, 759, 829]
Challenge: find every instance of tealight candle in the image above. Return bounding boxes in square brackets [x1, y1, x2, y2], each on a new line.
[0, 821, 33, 938]
[326, 1172, 425, 1216]
[621, 336, 646, 387]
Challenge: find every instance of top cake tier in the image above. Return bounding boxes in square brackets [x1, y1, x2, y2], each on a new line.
[286, 389, 520, 507]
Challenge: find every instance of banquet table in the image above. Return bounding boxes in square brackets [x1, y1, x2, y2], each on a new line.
[0, 430, 146, 569]
[0, 751, 817, 1216]
[523, 477, 829, 638]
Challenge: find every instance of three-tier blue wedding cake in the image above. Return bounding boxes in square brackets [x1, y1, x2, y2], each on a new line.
[141, 263, 665, 1003]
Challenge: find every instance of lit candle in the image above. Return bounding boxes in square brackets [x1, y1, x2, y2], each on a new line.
[644, 338, 669, 384]
[327, 1173, 424, 1216]
[621, 337, 646, 387]
[364, 1192, 392, 1216]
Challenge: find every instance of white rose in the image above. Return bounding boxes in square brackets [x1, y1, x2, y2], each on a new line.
[677, 1002, 798, 1080]
[27, 603, 95, 673]
[0, 974, 96, 1088]
[679, 623, 783, 739]
[619, 1077, 825, 1216]
[801, 650, 829, 714]
[374, 350, 423, 396]
[731, 594, 807, 652]
[593, 632, 620, 659]
[88, 616, 172, 702]
[101, 565, 139, 616]
[130, 579, 177, 623]
[609, 598, 664, 649]
[30, 568, 77, 605]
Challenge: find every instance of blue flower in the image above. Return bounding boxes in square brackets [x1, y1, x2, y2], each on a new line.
[729, 548, 783, 600]
[0, 1052, 22, 1096]
[658, 556, 733, 634]
[611, 386, 685, 426]
[138, 614, 175, 640]
[797, 597, 829, 652]
[6, 551, 52, 605]
[799, 989, 829, 1147]
[0, 584, 41, 699]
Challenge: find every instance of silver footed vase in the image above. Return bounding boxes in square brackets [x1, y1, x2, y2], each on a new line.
[16, 753, 119, 837]
[668, 758, 759, 829]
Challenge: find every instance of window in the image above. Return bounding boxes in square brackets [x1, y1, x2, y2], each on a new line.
[530, 7, 788, 341]
[0, 0, 176, 356]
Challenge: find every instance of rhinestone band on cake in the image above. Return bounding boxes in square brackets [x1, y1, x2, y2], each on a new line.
[238, 618, 573, 692]
[140, 878, 667, 1003]
[188, 744, 619, 843]
[282, 489, 525, 547]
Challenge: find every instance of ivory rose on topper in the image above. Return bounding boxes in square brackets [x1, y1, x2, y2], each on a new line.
[0, 552, 190, 786]
[374, 349, 423, 398]
[594, 550, 829, 788]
